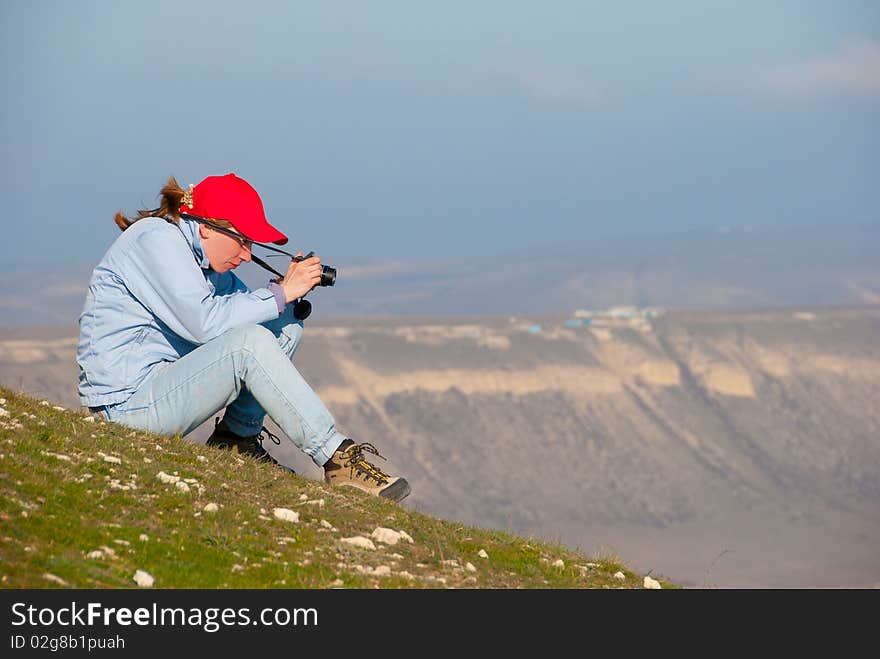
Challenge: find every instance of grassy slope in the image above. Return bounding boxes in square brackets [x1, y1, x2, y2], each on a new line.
[0, 387, 677, 589]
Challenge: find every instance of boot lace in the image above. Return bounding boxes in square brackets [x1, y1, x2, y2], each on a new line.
[255, 426, 282, 452]
[340, 442, 390, 485]
[208, 420, 294, 473]
[253, 427, 296, 474]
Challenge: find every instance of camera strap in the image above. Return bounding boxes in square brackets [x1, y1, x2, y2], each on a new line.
[179, 212, 298, 279]
[177, 212, 318, 320]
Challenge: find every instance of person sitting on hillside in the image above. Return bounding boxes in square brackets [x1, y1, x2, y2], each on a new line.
[76, 173, 410, 502]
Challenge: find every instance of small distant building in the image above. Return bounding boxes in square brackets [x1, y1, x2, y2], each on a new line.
[605, 305, 639, 319]
[575, 305, 664, 324]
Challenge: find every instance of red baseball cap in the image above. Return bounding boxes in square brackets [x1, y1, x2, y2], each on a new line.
[180, 173, 288, 245]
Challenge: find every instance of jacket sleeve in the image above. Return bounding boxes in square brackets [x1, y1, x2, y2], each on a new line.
[213, 270, 250, 296]
[213, 270, 287, 312]
[121, 223, 280, 345]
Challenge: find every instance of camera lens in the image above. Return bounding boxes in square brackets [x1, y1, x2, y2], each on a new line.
[320, 265, 336, 287]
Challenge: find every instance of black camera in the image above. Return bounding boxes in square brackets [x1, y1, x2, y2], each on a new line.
[294, 251, 335, 287]
[320, 265, 336, 287]
[290, 252, 333, 321]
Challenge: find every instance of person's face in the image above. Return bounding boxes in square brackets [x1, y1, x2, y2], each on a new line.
[199, 224, 253, 273]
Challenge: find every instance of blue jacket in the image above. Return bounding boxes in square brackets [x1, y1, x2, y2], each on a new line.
[77, 217, 280, 407]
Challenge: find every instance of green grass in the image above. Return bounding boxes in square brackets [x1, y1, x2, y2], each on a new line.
[0, 387, 679, 589]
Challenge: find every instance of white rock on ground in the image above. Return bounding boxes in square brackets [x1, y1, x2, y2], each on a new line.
[397, 530, 414, 543]
[478, 549, 489, 559]
[139, 534, 149, 542]
[465, 562, 477, 573]
[43, 573, 69, 586]
[552, 559, 565, 569]
[156, 471, 179, 484]
[372, 566, 392, 577]
[133, 570, 154, 587]
[614, 571, 626, 580]
[371, 527, 402, 545]
[273, 508, 300, 523]
[174, 481, 190, 493]
[340, 536, 376, 551]
[643, 576, 662, 589]
[203, 503, 219, 513]
[86, 546, 117, 560]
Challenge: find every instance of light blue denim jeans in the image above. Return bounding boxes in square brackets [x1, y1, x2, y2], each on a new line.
[94, 310, 347, 468]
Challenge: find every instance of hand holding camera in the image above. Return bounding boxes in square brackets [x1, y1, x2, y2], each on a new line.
[280, 252, 322, 302]
[279, 250, 337, 303]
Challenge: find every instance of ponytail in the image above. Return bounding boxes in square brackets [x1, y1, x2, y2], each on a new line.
[114, 176, 185, 231]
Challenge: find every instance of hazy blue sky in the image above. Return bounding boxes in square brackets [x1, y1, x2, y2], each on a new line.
[2, 1, 878, 268]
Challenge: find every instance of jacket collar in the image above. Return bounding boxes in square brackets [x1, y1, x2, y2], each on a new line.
[177, 217, 211, 269]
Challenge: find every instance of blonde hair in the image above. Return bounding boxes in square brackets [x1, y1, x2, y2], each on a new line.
[114, 176, 234, 232]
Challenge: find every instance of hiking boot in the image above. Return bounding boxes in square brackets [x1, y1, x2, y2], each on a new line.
[206, 418, 295, 474]
[323, 439, 410, 502]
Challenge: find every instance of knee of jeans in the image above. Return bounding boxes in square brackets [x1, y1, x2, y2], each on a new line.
[232, 323, 279, 353]
[280, 322, 304, 356]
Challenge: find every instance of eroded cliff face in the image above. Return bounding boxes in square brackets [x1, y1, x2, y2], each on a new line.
[2, 307, 878, 586]
[290, 308, 880, 587]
